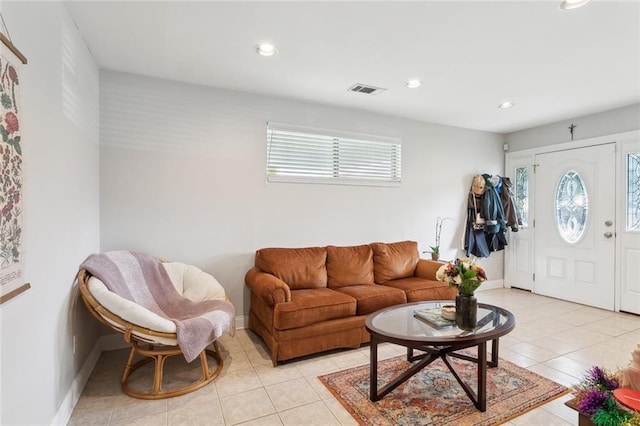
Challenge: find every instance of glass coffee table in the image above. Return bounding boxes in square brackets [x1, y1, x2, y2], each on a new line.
[365, 300, 516, 412]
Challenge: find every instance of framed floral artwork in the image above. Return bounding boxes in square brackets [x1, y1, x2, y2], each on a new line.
[0, 32, 29, 304]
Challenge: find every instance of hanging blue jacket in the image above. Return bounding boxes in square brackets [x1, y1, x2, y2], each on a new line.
[482, 174, 508, 251]
[464, 192, 490, 258]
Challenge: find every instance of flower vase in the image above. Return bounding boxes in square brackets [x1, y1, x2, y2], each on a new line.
[431, 252, 439, 261]
[455, 293, 477, 331]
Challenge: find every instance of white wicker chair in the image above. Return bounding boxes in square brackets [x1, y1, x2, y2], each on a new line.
[77, 262, 228, 399]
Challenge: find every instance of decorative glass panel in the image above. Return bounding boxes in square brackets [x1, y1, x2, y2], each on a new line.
[515, 167, 529, 228]
[555, 170, 588, 243]
[628, 153, 640, 231]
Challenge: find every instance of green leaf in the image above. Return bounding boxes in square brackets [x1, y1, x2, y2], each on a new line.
[8, 139, 21, 155]
[463, 270, 477, 280]
[1, 93, 11, 109]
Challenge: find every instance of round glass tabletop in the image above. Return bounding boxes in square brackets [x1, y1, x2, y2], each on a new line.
[365, 300, 515, 344]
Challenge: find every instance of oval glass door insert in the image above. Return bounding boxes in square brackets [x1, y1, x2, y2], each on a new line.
[555, 170, 588, 243]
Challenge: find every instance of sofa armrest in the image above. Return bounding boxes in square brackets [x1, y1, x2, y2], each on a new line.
[245, 268, 291, 306]
[414, 259, 444, 280]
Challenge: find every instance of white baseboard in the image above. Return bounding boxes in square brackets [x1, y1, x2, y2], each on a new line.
[476, 279, 504, 292]
[50, 341, 102, 426]
[235, 314, 246, 330]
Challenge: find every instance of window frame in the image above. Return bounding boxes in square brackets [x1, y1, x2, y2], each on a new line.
[514, 166, 530, 229]
[554, 169, 589, 244]
[627, 152, 640, 232]
[266, 122, 402, 187]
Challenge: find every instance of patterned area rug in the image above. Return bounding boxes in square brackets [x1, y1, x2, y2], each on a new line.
[319, 353, 569, 425]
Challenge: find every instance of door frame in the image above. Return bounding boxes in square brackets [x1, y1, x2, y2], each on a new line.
[503, 151, 535, 291]
[618, 138, 640, 314]
[505, 130, 640, 312]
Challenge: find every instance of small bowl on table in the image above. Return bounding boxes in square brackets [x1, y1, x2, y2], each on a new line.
[441, 305, 456, 321]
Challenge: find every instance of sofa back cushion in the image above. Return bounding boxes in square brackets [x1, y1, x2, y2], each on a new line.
[255, 247, 327, 290]
[326, 245, 375, 288]
[370, 241, 419, 284]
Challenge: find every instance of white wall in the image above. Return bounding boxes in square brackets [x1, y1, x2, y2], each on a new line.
[100, 70, 505, 318]
[0, 2, 100, 425]
[505, 103, 640, 151]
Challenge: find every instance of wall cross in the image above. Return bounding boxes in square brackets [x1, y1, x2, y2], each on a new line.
[568, 123, 577, 141]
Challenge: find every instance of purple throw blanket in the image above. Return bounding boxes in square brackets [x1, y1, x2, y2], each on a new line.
[81, 251, 235, 362]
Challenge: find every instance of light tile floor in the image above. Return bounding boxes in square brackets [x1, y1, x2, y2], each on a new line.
[69, 288, 640, 425]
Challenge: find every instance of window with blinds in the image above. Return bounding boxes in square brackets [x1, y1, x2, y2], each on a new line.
[266, 123, 402, 186]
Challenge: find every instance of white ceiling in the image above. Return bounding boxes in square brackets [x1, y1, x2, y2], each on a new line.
[64, 1, 640, 134]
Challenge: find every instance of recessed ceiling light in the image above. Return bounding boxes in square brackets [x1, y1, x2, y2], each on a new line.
[256, 43, 277, 57]
[406, 79, 422, 89]
[559, 0, 591, 10]
[498, 102, 515, 109]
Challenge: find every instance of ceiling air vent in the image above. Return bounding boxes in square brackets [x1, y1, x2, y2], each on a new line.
[348, 84, 387, 95]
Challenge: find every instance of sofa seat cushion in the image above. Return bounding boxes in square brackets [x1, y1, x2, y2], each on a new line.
[370, 241, 419, 284]
[326, 244, 375, 288]
[274, 288, 356, 331]
[255, 247, 327, 290]
[335, 285, 407, 315]
[382, 277, 457, 303]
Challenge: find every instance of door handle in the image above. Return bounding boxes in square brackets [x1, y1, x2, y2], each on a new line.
[604, 232, 613, 239]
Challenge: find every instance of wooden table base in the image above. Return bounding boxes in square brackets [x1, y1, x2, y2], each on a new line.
[369, 337, 500, 412]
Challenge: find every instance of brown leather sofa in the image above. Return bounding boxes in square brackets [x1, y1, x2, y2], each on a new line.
[244, 240, 457, 366]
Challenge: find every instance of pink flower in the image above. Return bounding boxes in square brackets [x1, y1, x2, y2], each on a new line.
[472, 264, 487, 281]
[2, 201, 13, 220]
[8, 66, 18, 84]
[4, 112, 19, 134]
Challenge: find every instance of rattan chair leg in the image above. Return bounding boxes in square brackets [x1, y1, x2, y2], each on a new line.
[199, 350, 209, 378]
[204, 341, 224, 380]
[120, 340, 224, 399]
[121, 346, 137, 385]
[152, 354, 167, 394]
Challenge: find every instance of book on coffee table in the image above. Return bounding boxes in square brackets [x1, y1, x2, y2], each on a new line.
[413, 307, 456, 328]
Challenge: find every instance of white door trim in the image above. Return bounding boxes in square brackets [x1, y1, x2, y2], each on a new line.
[617, 139, 640, 314]
[506, 130, 640, 157]
[505, 129, 640, 312]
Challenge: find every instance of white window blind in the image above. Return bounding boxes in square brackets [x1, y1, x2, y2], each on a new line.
[266, 123, 401, 186]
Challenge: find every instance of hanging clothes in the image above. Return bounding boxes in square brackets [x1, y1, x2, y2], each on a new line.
[482, 174, 508, 252]
[464, 174, 509, 258]
[486, 175, 501, 195]
[500, 176, 519, 232]
[464, 190, 490, 258]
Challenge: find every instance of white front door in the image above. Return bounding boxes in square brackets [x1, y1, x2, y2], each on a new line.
[534, 144, 616, 310]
